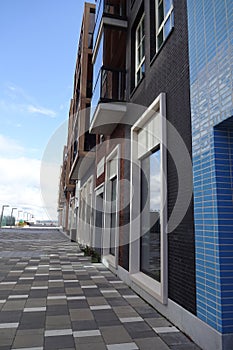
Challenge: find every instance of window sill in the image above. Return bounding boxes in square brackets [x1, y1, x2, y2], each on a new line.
[130, 272, 165, 304]
[130, 75, 145, 99]
[150, 27, 174, 67]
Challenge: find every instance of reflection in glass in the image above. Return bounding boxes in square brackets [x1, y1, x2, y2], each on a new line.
[110, 177, 117, 255]
[140, 149, 161, 281]
[95, 192, 104, 253]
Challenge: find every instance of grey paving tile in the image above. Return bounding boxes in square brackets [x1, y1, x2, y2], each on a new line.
[45, 315, 71, 329]
[133, 305, 161, 318]
[12, 333, 44, 348]
[74, 343, 107, 350]
[135, 337, 170, 350]
[0, 337, 14, 347]
[0, 312, 22, 322]
[124, 321, 158, 339]
[107, 298, 129, 307]
[74, 335, 104, 345]
[47, 305, 69, 316]
[14, 328, 44, 336]
[47, 298, 68, 305]
[86, 297, 108, 306]
[44, 335, 75, 349]
[159, 332, 193, 346]
[145, 317, 172, 328]
[0, 328, 17, 338]
[70, 309, 94, 321]
[71, 319, 98, 331]
[67, 300, 89, 309]
[24, 298, 47, 308]
[112, 306, 139, 318]
[100, 325, 132, 344]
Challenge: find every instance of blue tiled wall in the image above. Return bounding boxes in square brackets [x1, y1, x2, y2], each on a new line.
[187, 0, 233, 333]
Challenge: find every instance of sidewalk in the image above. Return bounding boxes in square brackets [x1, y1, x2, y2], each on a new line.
[0, 228, 201, 350]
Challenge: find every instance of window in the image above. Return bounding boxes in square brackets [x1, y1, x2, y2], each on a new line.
[102, 145, 120, 269]
[130, 93, 167, 304]
[156, 0, 174, 51]
[135, 14, 145, 86]
[140, 148, 161, 281]
[110, 176, 117, 256]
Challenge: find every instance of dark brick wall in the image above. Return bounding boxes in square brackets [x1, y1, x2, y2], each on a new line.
[126, 0, 196, 314]
[110, 124, 129, 271]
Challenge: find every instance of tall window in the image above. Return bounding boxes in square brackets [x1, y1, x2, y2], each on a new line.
[156, 0, 174, 50]
[140, 148, 161, 282]
[135, 14, 145, 86]
[110, 176, 117, 256]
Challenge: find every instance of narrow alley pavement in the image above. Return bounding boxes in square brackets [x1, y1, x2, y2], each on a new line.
[0, 228, 200, 350]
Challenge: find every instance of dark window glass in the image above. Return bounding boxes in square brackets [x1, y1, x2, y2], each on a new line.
[140, 149, 161, 281]
[110, 177, 117, 255]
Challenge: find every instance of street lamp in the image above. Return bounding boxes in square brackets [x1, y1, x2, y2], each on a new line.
[18, 210, 23, 221]
[10, 208, 17, 227]
[0, 205, 9, 227]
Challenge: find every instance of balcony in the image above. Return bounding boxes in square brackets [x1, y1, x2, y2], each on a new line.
[90, 66, 126, 135]
[93, 0, 127, 53]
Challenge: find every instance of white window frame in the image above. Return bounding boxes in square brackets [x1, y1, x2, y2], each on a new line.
[130, 93, 168, 304]
[78, 176, 93, 247]
[135, 13, 145, 86]
[156, 0, 174, 51]
[102, 145, 120, 270]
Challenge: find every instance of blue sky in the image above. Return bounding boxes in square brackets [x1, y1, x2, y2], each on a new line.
[0, 0, 94, 220]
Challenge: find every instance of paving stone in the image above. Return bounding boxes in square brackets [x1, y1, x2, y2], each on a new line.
[135, 337, 170, 350]
[70, 309, 94, 321]
[0, 337, 14, 347]
[44, 335, 75, 349]
[145, 317, 172, 328]
[67, 300, 89, 309]
[45, 315, 71, 329]
[74, 343, 107, 350]
[0, 229, 201, 350]
[123, 321, 158, 339]
[47, 305, 69, 316]
[0, 311, 22, 322]
[71, 319, 98, 331]
[159, 332, 193, 346]
[100, 325, 132, 344]
[12, 333, 44, 348]
[74, 335, 104, 345]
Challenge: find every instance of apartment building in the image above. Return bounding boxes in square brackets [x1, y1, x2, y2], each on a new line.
[59, 2, 96, 238]
[59, 1, 233, 349]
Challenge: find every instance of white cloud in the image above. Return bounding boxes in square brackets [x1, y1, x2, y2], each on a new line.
[0, 134, 25, 157]
[27, 105, 56, 118]
[0, 156, 53, 220]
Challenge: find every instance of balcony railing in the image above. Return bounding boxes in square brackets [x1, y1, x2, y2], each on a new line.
[91, 66, 126, 123]
[93, 0, 126, 50]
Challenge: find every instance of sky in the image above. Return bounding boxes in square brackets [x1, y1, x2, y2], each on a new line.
[0, 0, 95, 221]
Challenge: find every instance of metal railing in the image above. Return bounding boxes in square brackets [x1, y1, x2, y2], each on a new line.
[91, 66, 126, 123]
